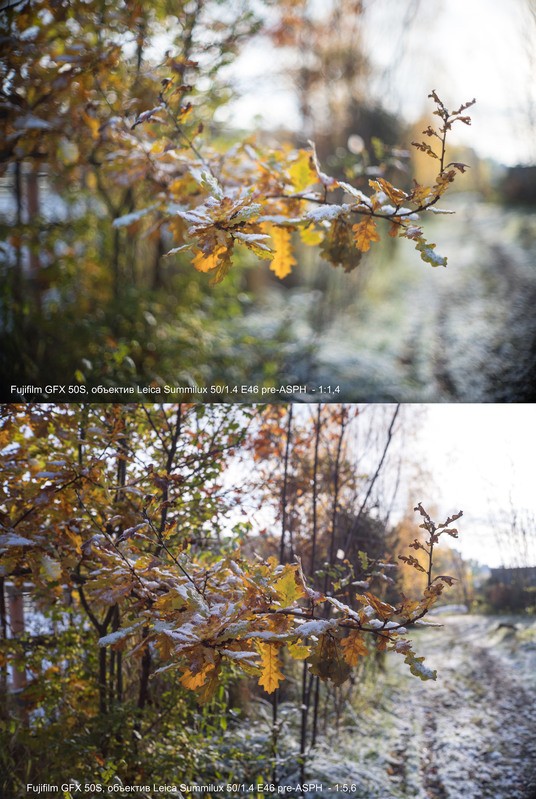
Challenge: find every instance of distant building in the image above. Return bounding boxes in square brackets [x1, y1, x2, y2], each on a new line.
[486, 566, 536, 612]
[489, 566, 536, 587]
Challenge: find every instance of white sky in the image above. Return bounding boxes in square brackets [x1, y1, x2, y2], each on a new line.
[221, 0, 535, 166]
[407, 404, 536, 568]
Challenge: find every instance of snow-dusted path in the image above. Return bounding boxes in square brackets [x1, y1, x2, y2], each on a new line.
[393, 615, 536, 799]
[289, 615, 536, 799]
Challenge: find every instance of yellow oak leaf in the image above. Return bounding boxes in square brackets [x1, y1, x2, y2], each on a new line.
[257, 643, 285, 694]
[411, 184, 432, 204]
[192, 246, 227, 274]
[287, 641, 310, 660]
[341, 631, 369, 667]
[352, 217, 380, 252]
[300, 225, 324, 246]
[288, 150, 316, 192]
[274, 567, 305, 606]
[270, 227, 296, 279]
[180, 664, 214, 691]
[196, 665, 220, 704]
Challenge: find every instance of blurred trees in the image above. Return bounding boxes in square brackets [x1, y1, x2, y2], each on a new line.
[0, 0, 275, 387]
[1, 2, 472, 391]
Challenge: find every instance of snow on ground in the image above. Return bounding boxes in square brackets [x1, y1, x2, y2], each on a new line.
[279, 614, 536, 798]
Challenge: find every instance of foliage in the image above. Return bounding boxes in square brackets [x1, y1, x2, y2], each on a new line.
[0, 3, 474, 389]
[1, 405, 461, 698]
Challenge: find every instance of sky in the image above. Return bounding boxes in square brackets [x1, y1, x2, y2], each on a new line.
[407, 404, 536, 569]
[221, 0, 535, 166]
[227, 404, 536, 572]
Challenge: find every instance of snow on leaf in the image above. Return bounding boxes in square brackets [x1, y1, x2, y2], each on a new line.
[308, 141, 339, 190]
[305, 204, 348, 223]
[415, 237, 448, 267]
[326, 596, 361, 621]
[366, 619, 386, 629]
[233, 231, 273, 259]
[257, 642, 285, 694]
[98, 623, 142, 647]
[294, 619, 336, 638]
[230, 203, 263, 224]
[131, 105, 165, 129]
[199, 170, 224, 201]
[0, 532, 35, 548]
[337, 181, 372, 207]
[244, 631, 291, 641]
[257, 215, 303, 226]
[112, 206, 156, 229]
[164, 244, 192, 257]
[176, 208, 211, 226]
[220, 649, 259, 664]
[232, 232, 270, 245]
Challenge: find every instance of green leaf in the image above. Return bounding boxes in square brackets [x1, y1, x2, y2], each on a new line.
[415, 237, 447, 267]
[404, 652, 437, 681]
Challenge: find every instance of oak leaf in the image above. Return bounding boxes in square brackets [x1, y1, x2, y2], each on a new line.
[270, 226, 296, 279]
[371, 178, 407, 205]
[288, 150, 316, 192]
[274, 567, 306, 606]
[257, 642, 285, 694]
[192, 246, 227, 273]
[300, 225, 324, 247]
[180, 663, 215, 691]
[341, 631, 369, 667]
[404, 652, 437, 681]
[309, 634, 351, 686]
[287, 641, 310, 660]
[352, 217, 380, 253]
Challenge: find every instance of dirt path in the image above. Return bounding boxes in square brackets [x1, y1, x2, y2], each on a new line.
[392, 615, 536, 799]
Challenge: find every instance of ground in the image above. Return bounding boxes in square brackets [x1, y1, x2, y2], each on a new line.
[278, 614, 536, 798]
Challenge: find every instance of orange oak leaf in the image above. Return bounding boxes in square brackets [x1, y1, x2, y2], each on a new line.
[352, 217, 380, 252]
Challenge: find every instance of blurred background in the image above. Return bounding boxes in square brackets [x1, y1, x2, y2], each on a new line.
[1, 0, 536, 399]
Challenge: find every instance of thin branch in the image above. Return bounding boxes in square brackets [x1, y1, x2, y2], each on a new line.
[342, 404, 400, 556]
